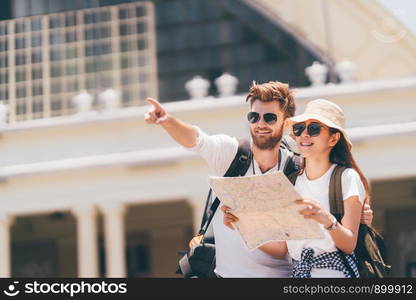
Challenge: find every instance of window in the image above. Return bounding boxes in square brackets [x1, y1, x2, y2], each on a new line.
[0, 24, 8, 36]
[50, 65, 62, 77]
[51, 81, 62, 94]
[65, 15, 77, 27]
[136, 6, 146, 18]
[31, 52, 42, 64]
[50, 49, 63, 61]
[84, 13, 98, 25]
[137, 39, 147, 51]
[32, 85, 43, 96]
[32, 68, 43, 80]
[120, 40, 134, 52]
[66, 47, 78, 59]
[65, 65, 78, 76]
[15, 38, 26, 50]
[0, 88, 8, 100]
[16, 86, 26, 98]
[120, 24, 133, 36]
[84, 28, 94, 40]
[99, 11, 111, 22]
[0, 55, 7, 68]
[66, 31, 77, 43]
[50, 32, 64, 45]
[119, 9, 133, 20]
[32, 100, 43, 113]
[49, 16, 62, 29]
[136, 22, 147, 34]
[51, 97, 62, 111]
[0, 40, 7, 52]
[15, 21, 27, 34]
[15, 54, 26, 66]
[15, 69, 26, 82]
[0, 71, 8, 83]
[31, 35, 42, 47]
[31, 18, 42, 31]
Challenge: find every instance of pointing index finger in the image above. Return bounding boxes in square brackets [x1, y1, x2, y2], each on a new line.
[146, 97, 162, 110]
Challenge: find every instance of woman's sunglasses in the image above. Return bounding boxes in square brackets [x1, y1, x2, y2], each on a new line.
[292, 122, 325, 137]
[247, 112, 278, 125]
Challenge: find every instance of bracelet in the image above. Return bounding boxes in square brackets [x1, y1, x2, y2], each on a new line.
[325, 216, 338, 231]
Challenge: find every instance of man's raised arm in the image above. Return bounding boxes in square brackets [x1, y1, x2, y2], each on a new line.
[144, 97, 198, 148]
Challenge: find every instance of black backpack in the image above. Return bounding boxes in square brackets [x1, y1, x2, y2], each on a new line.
[176, 137, 301, 278]
[328, 165, 391, 278]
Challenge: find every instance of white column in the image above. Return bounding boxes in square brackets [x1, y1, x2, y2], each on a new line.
[71, 205, 99, 277]
[99, 203, 126, 278]
[0, 214, 14, 277]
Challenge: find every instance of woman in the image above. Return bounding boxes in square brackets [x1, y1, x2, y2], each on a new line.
[222, 99, 369, 277]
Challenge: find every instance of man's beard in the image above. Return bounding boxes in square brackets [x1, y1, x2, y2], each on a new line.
[250, 128, 283, 150]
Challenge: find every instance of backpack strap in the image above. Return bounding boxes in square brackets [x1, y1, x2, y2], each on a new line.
[328, 165, 347, 221]
[199, 139, 252, 235]
[328, 165, 359, 278]
[280, 136, 302, 186]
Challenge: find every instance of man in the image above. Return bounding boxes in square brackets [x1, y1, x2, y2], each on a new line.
[145, 81, 372, 277]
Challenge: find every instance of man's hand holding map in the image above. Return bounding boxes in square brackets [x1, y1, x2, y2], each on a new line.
[208, 171, 324, 250]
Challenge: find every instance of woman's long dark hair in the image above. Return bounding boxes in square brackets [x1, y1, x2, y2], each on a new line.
[329, 128, 371, 204]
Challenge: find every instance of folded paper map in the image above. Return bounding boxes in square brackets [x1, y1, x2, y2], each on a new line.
[208, 171, 325, 250]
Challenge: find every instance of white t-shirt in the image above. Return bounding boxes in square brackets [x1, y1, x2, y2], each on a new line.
[286, 163, 366, 277]
[187, 126, 292, 277]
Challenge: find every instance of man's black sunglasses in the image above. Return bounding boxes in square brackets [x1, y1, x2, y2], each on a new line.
[292, 122, 324, 137]
[247, 112, 278, 125]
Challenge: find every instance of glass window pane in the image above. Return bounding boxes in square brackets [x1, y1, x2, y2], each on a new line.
[32, 68, 43, 80]
[15, 21, 27, 33]
[31, 18, 42, 31]
[32, 84, 43, 96]
[137, 39, 147, 50]
[120, 24, 133, 36]
[16, 86, 26, 98]
[15, 38, 26, 49]
[0, 24, 8, 36]
[65, 14, 77, 27]
[51, 81, 62, 93]
[31, 52, 42, 63]
[99, 11, 110, 22]
[16, 69, 26, 82]
[50, 32, 64, 45]
[15, 54, 26, 66]
[136, 22, 147, 34]
[0, 55, 8, 68]
[31, 35, 42, 47]
[50, 49, 63, 61]
[66, 47, 78, 59]
[50, 65, 62, 77]
[66, 31, 77, 43]
[65, 64, 78, 75]
[0, 87, 8, 100]
[0, 71, 8, 84]
[136, 6, 146, 18]
[49, 16, 62, 29]
[0, 40, 7, 52]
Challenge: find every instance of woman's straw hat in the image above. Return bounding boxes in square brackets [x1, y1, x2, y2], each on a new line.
[290, 99, 352, 149]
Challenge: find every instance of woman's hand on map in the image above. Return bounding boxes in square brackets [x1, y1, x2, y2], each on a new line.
[295, 198, 334, 227]
[220, 205, 239, 230]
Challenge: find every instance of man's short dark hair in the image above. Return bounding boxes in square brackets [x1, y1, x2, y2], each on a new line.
[246, 81, 296, 118]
